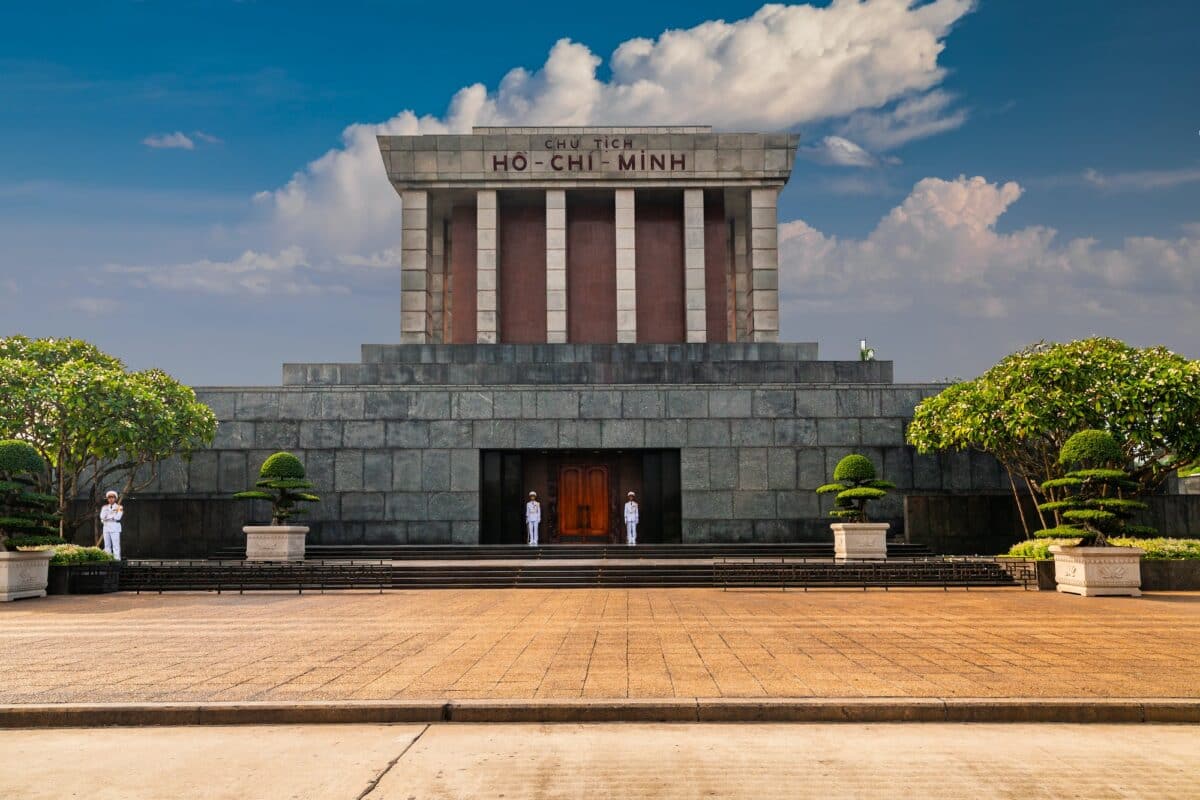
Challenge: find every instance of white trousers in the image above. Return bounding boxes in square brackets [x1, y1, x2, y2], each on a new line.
[526, 521, 539, 546]
[625, 521, 637, 546]
[103, 530, 122, 560]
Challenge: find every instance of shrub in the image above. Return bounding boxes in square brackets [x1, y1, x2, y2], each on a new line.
[815, 454, 895, 523]
[0, 440, 59, 550]
[1005, 538, 1080, 560]
[234, 451, 320, 525]
[1059, 429, 1123, 467]
[1007, 537, 1200, 560]
[1034, 430, 1149, 546]
[259, 452, 306, 480]
[51, 544, 115, 566]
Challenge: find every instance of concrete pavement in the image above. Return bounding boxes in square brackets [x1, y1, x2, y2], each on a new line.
[2, 723, 1198, 799]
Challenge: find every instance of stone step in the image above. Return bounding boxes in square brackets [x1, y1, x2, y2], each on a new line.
[282, 359, 893, 387]
[118, 557, 1024, 591]
[361, 342, 820, 365]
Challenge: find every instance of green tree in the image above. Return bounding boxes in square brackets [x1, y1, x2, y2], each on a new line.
[1037, 429, 1152, 545]
[815, 454, 895, 523]
[907, 338, 1200, 536]
[0, 336, 217, 541]
[0, 440, 59, 550]
[234, 452, 320, 524]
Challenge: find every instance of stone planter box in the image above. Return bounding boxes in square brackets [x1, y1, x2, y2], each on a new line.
[0, 550, 54, 601]
[243, 525, 309, 562]
[830, 522, 890, 560]
[1050, 545, 1143, 597]
[47, 562, 122, 595]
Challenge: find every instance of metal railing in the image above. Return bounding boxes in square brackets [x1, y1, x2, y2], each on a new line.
[122, 559, 392, 595]
[712, 556, 1037, 592]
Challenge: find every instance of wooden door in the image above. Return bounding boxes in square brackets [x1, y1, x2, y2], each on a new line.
[557, 465, 610, 539]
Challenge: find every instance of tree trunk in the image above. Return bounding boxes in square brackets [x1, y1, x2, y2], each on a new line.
[1026, 476, 1049, 530]
[1007, 471, 1031, 538]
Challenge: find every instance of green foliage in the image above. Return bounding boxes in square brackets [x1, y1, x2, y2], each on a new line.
[51, 544, 115, 565]
[814, 453, 891, 523]
[259, 452, 306, 480]
[1035, 436, 1149, 546]
[0, 440, 45, 475]
[907, 339, 1200, 519]
[1006, 538, 1081, 559]
[1109, 537, 1200, 560]
[0, 336, 217, 539]
[0, 439, 57, 549]
[833, 454, 876, 482]
[236, 452, 320, 524]
[1032, 527, 1085, 541]
[1059, 429, 1122, 467]
[1008, 537, 1200, 560]
[835, 486, 888, 501]
[5, 534, 67, 549]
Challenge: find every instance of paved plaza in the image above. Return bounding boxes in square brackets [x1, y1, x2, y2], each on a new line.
[2, 588, 1198, 703]
[2, 723, 1199, 799]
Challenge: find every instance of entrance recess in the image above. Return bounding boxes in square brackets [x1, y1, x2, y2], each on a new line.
[480, 449, 681, 545]
[558, 465, 610, 539]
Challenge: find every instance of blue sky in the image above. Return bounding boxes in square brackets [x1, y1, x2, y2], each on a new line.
[1, 0, 1197, 384]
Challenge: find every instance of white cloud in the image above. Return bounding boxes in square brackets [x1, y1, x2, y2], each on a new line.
[781, 175, 1200, 319]
[255, 0, 976, 256]
[800, 135, 879, 167]
[67, 297, 118, 315]
[142, 131, 195, 150]
[1083, 166, 1200, 192]
[837, 89, 968, 151]
[103, 246, 350, 296]
[192, 130, 223, 144]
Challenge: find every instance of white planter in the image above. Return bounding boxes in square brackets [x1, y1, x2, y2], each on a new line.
[830, 522, 890, 560]
[0, 549, 54, 601]
[243, 526, 309, 562]
[1050, 545, 1143, 597]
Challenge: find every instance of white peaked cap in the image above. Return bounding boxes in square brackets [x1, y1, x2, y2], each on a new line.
[105, 490, 119, 497]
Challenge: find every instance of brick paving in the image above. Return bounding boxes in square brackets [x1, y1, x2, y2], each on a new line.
[1, 589, 1198, 703]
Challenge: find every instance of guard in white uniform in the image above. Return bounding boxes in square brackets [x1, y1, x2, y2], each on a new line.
[525, 491, 541, 546]
[100, 490, 124, 560]
[624, 491, 639, 546]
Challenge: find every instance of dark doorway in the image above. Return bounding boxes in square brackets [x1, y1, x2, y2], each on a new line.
[479, 450, 681, 544]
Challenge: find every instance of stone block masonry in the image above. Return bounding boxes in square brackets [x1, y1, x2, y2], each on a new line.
[113, 343, 1012, 557]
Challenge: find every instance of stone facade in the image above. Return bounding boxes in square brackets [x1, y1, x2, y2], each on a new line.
[116, 343, 1011, 557]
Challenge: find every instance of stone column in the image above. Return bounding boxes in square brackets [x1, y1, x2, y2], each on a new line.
[749, 188, 780, 343]
[476, 189, 498, 344]
[428, 204, 445, 343]
[546, 189, 567, 343]
[615, 189, 637, 343]
[400, 190, 429, 343]
[728, 190, 750, 342]
[684, 189, 707, 343]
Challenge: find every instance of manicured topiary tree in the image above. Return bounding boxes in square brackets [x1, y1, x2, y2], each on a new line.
[815, 454, 895, 523]
[1035, 429, 1151, 546]
[0, 439, 60, 550]
[233, 452, 320, 525]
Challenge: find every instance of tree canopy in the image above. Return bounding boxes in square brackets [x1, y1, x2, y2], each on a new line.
[0, 336, 217, 538]
[906, 338, 1200, 534]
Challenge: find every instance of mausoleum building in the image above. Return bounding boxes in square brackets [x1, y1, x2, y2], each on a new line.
[119, 126, 1011, 557]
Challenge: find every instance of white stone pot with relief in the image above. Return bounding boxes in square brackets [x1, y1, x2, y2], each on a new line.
[0, 549, 54, 601]
[816, 454, 895, 561]
[234, 452, 320, 562]
[243, 525, 309, 562]
[1049, 545, 1143, 597]
[829, 522, 891, 561]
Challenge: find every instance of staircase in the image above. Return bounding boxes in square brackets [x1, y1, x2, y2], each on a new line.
[120, 543, 1034, 592]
